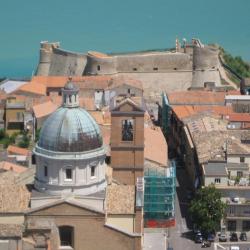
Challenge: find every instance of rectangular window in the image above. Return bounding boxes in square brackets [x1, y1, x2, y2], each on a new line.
[237, 171, 243, 178]
[44, 166, 48, 177]
[227, 220, 236, 231]
[91, 166, 96, 177]
[215, 178, 221, 183]
[243, 221, 250, 231]
[65, 169, 72, 180]
[133, 68, 137, 71]
[240, 157, 245, 163]
[228, 206, 235, 215]
[97, 65, 101, 71]
[153, 67, 158, 71]
[122, 119, 134, 141]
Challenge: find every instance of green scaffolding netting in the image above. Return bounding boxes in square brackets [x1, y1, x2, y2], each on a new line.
[144, 161, 176, 220]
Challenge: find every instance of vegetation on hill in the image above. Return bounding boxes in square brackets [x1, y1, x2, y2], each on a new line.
[189, 185, 226, 234]
[220, 47, 250, 79]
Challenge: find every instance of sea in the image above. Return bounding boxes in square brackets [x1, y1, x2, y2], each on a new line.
[0, 0, 250, 78]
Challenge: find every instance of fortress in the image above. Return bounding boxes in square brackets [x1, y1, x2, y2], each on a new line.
[36, 39, 222, 99]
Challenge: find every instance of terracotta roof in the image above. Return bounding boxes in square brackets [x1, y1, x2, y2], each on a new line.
[33, 101, 58, 118]
[226, 90, 241, 95]
[173, 105, 233, 120]
[89, 111, 111, 125]
[193, 105, 233, 116]
[167, 90, 225, 105]
[172, 106, 196, 119]
[0, 161, 28, 174]
[81, 97, 95, 111]
[144, 127, 168, 166]
[228, 113, 250, 122]
[0, 172, 30, 212]
[106, 185, 135, 214]
[7, 145, 29, 156]
[15, 82, 46, 96]
[100, 125, 111, 156]
[31, 76, 111, 89]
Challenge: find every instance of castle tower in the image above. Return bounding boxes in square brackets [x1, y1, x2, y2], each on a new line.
[110, 97, 145, 185]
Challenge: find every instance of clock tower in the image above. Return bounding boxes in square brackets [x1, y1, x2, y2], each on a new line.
[110, 97, 145, 185]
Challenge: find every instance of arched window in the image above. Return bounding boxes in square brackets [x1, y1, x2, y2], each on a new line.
[59, 226, 74, 247]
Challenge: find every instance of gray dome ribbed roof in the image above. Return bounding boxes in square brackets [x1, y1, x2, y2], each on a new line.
[38, 107, 103, 152]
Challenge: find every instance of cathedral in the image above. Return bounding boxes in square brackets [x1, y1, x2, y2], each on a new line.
[23, 79, 143, 250]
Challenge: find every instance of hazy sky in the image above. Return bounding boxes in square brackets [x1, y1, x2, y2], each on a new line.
[1, 0, 250, 76]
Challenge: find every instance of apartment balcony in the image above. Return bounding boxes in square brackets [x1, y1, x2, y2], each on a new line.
[226, 201, 250, 218]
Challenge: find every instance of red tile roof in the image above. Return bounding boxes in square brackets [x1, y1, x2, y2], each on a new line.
[33, 101, 58, 118]
[228, 113, 250, 122]
[15, 82, 46, 96]
[173, 105, 233, 120]
[7, 145, 29, 156]
[167, 90, 225, 105]
[31, 76, 111, 89]
[0, 161, 28, 174]
[144, 127, 167, 166]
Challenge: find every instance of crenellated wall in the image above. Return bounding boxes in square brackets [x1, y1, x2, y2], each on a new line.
[35, 39, 223, 95]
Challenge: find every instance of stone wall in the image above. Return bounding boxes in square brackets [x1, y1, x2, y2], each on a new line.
[35, 40, 223, 95]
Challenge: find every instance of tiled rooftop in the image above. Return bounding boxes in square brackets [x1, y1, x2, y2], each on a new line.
[173, 105, 233, 121]
[0, 224, 22, 237]
[106, 184, 135, 214]
[32, 100, 58, 118]
[167, 90, 225, 105]
[144, 126, 168, 166]
[31, 76, 111, 89]
[0, 172, 30, 212]
[16, 82, 46, 96]
[203, 162, 227, 176]
[7, 145, 30, 156]
[0, 161, 28, 174]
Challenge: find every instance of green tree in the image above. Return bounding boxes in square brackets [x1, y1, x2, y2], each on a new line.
[18, 132, 30, 148]
[35, 128, 41, 142]
[0, 129, 5, 140]
[189, 185, 226, 234]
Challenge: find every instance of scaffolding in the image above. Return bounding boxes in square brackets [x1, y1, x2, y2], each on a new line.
[144, 161, 176, 228]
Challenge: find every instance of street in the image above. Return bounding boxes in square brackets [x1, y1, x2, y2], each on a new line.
[167, 167, 250, 250]
[167, 167, 213, 250]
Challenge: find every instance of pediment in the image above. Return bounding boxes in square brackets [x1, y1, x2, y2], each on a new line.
[27, 200, 104, 217]
[112, 99, 144, 112]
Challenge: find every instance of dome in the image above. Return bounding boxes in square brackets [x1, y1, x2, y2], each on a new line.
[38, 107, 103, 152]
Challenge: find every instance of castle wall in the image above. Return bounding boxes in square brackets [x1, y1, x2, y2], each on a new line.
[35, 41, 223, 96]
[49, 48, 87, 76]
[84, 54, 117, 75]
[191, 45, 221, 88]
[117, 72, 193, 101]
[193, 46, 219, 70]
[115, 52, 192, 73]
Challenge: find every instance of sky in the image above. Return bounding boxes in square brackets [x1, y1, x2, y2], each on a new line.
[0, 0, 250, 77]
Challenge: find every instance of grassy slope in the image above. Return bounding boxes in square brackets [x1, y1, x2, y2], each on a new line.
[220, 47, 250, 82]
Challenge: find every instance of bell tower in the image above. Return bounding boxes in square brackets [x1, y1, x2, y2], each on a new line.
[110, 97, 145, 185]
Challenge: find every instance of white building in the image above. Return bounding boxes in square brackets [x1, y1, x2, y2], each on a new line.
[33, 80, 107, 196]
